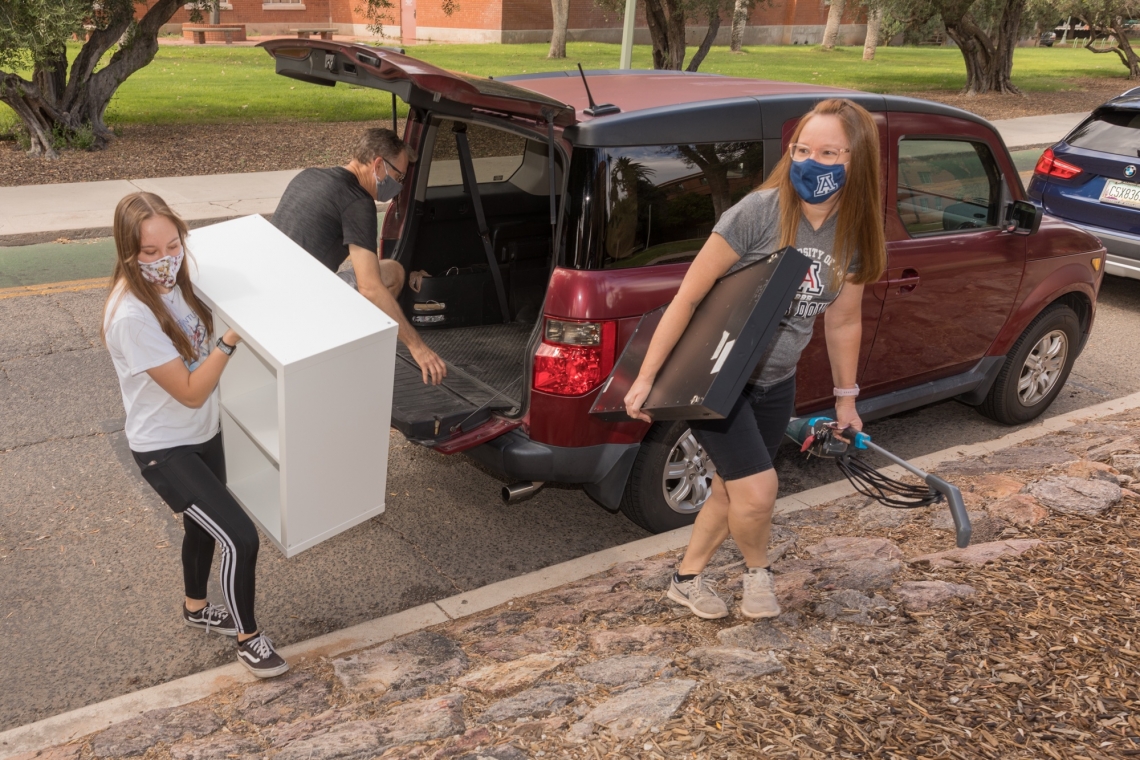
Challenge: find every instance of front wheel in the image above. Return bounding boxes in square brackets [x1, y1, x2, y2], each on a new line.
[619, 421, 716, 533]
[978, 304, 1080, 425]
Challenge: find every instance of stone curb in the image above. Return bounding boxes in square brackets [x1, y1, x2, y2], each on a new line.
[4, 389, 1140, 758]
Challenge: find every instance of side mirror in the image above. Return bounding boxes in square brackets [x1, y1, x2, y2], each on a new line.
[1004, 200, 1043, 236]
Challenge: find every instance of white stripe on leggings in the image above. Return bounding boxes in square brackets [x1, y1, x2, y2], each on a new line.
[184, 504, 247, 634]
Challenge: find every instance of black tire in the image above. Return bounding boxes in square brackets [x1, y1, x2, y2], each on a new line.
[978, 304, 1080, 425]
[619, 420, 715, 533]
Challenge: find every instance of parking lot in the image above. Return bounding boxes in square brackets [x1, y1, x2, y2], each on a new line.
[1, 270, 1138, 731]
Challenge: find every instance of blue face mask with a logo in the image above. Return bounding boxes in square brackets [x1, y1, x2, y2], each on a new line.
[790, 158, 846, 204]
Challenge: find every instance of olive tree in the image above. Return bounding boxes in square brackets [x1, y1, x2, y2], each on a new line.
[601, 0, 762, 70]
[0, 0, 217, 158]
[873, 0, 1030, 93]
[1045, 0, 1140, 77]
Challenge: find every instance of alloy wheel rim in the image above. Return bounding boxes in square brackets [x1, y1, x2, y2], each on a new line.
[1018, 329, 1068, 406]
[662, 429, 716, 514]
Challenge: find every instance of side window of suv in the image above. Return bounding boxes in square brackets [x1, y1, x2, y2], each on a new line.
[564, 142, 764, 270]
[896, 138, 1002, 236]
[427, 119, 529, 188]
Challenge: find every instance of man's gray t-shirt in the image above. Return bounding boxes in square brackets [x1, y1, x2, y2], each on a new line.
[713, 188, 858, 387]
[271, 167, 378, 272]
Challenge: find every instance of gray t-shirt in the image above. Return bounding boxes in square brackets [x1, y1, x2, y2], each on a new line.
[713, 188, 858, 387]
[272, 167, 378, 272]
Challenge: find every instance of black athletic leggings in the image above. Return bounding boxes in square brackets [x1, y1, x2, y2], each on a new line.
[132, 433, 259, 634]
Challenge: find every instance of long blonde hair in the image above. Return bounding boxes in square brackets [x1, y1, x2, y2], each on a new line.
[101, 192, 214, 364]
[760, 98, 886, 286]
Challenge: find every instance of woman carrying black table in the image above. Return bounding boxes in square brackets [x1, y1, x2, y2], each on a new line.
[624, 98, 887, 620]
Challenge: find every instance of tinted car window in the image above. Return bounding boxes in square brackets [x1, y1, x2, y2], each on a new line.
[427, 119, 528, 188]
[896, 139, 1001, 236]
[563, 142, 764, 269]
[1068, 109, 1140, 158]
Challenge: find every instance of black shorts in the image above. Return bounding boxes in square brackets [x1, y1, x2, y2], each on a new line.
[689, 375, 796, 481]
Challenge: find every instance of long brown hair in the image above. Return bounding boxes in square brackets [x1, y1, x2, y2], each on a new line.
[101, 192, 214, 364]
[759, 98, 886, 286]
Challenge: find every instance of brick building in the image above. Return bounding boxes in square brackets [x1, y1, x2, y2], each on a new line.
[161, 0, 866, 46]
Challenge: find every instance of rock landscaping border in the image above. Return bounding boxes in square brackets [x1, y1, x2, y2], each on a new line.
[3, 390, 1140, 760]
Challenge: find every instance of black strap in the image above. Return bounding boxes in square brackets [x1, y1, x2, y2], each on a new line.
[454, 124, 510, 324]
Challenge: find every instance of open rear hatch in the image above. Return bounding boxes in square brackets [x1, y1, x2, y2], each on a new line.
[261, 40, 572, 446]
[259, 39, 576, 126]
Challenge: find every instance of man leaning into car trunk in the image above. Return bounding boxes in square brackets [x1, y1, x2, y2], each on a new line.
[271, 127, 447, 385]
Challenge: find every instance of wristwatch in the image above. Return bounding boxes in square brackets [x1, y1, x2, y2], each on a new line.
[216, 337, 237, 356]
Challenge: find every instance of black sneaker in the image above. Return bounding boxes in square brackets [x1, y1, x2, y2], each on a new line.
[237, 633, 289, 678]
[183, 603, 237, 637]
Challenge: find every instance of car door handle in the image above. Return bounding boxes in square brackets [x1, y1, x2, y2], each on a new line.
[888, 269, 920, 295]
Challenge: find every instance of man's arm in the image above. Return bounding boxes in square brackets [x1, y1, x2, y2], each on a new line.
[348, 243, 447, 385]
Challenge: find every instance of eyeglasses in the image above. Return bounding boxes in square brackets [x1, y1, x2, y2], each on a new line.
[382, 157, 406, 183]
[789, 143, 851, 166]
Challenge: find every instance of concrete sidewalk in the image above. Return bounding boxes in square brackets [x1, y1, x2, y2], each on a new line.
[993, 111, 1087, 150]
[0, 170, 302, 246]
[0, 112, 1086, 247]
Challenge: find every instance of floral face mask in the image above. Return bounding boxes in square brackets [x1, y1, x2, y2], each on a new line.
[138, 247, 184, 289]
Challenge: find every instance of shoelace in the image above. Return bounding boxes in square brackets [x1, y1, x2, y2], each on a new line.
[743, 569, 773, 593]
[244, 633, 274, 660]
[193, 603, 229, 631]
[690, 574, 719, 599]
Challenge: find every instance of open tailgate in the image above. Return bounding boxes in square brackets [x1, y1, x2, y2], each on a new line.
[259, 39, 576, 126]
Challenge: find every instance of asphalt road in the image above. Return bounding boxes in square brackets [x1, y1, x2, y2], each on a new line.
[1, 273, 1138, 732]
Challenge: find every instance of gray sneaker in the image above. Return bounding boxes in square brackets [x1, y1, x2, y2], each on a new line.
[741, 567, 781, 619]
[667, 573, 729, 619]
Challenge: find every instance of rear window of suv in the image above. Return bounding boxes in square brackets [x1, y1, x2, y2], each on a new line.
[562, 142, 765, 269]
[1068, 109, 1140, 158]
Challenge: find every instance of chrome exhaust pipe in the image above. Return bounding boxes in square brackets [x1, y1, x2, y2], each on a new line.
[502, 481, 545, 503]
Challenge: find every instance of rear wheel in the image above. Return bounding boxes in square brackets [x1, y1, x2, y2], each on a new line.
[619, 421, 716, 533]
[978, 304, 1080, 425]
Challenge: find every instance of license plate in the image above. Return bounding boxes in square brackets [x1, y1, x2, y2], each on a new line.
[1100, 178, 1140, 209]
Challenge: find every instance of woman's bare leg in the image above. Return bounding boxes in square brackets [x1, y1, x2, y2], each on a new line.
[676, 475, 731, 576]
[677, 468, 778, 575]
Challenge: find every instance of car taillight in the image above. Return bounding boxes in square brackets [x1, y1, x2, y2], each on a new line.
[533, 318, 617, 396]
[1033, 147, 1082, 180]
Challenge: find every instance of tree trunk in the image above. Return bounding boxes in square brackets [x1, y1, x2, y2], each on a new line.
[643, 0, 687, 70]
[730, 0, 749, 52]
[686, 5, 721, 72]
[548, 0, 570, 58]
[0, 0, 184, 157]
[1082, 16, 1140, 79]
[863, 7, 882, 60]
[821, 0, 845, 50]
[941, 0, 1025, 95]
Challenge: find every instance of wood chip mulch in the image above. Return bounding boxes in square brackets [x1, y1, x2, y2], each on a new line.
[0, 120, 402, 188]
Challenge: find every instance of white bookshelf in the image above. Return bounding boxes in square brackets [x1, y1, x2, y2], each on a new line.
[187, 215, 397, 557]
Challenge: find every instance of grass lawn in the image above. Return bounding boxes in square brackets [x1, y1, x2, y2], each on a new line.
[0, 42, 1130, 131]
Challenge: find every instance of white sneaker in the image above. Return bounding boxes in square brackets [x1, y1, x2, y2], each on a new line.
[667, 573, 729, 619]
[741, 568, 781, 619]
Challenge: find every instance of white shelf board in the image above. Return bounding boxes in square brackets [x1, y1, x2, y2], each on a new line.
[228, 466, 282, 545]
[222, 384, 280, 463]
[187, 215, 397, 370]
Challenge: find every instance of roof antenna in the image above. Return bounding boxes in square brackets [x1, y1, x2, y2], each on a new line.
[577, 63, 620, 116]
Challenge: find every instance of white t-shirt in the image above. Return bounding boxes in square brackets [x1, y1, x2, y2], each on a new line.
[104, 283, 220, 452]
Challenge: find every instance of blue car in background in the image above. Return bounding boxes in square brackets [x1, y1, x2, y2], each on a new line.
[1029, 89, 1140, 281]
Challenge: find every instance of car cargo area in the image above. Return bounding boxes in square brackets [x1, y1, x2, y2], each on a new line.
[390, 118, 560, 443]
